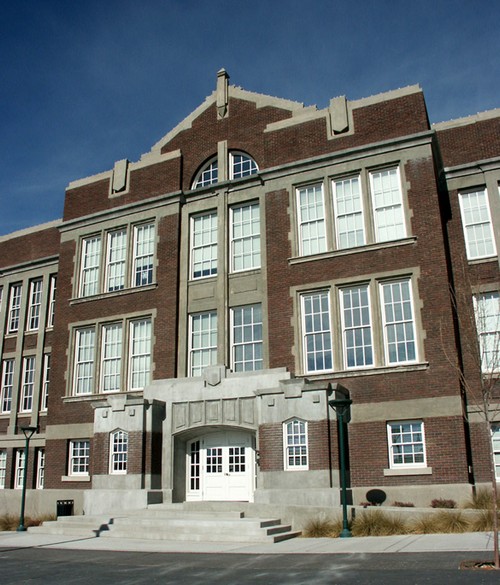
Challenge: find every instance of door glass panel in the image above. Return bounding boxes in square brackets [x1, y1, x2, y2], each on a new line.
[189, 440, 200, 491]
[229, 446, 246, 473]
[206, 447, 223, 473]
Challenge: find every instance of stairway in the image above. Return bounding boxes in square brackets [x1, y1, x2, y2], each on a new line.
[29, 503, 301, 543]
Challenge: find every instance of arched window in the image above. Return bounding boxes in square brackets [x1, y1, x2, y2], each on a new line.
[283, 419, 308, 470]
[110, 430, 128, 474]
[192, 152, 258, 189]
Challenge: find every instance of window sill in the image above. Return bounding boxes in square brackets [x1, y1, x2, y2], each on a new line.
[70, 283, 157, 305]
[467, 256, 498, 265]
[303, 362, 429, 380]
[289, 237, 417, 265]
[61, 475, 91, 482]
[63, 390, 144, 404]
[383, 467, 432, 476]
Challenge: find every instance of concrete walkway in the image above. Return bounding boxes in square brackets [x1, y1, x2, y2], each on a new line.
[0, 530, 496, 555]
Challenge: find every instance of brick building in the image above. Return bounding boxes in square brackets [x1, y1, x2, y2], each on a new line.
[1, 70, 499, 516]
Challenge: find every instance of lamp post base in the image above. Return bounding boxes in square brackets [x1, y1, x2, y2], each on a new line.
[340, 528, 352, 538]
[16, 526, 27, 532]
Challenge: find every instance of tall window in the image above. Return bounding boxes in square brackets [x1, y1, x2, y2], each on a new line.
[74, 328, 96, 395]
[36, 449, 45, 489]
[27, 279, 43, 331]
[8, 284, 22, 334]
[297, 184, 326, 256]
[381, 279, 417, 364]
[14, 450, 25, 489]
[231, 304, 263, 372]
[387, 421, 426, 468]
[474, 291, 500, 372]
[101, 323, 123, 392]
[333, 176, 365, 249]
[47, 276, 57, 328]
[191, 212, 218, 279]
[370, 168, 406, 242]
[492, 424, 500, 480]
[231, 203, 261, 272]
[133, 223, 155, 286]
[1, 359, 14, 413]
[106, 229, 127, 291]
[129, 319, 152, 390]
[340, 285, 373, 368]
[69, 440, 90, 476]
[41, 354, 50, 411]
[110, 430, 128, 474]
[190, 311, 217, 376]
[301, 291, 332, 373]
[0, 450, 6, 489]
[20, 356, 36, 413]
[284, 419, 308, 470]
[459, 189, 496, 260]
[80, 236, 102, 297]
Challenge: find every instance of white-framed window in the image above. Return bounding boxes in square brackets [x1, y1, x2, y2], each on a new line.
[297, 184, 327, 256]
[340, 284, 374, 368]
[101, 323, 122, 393]
[191, 212, 218, 279]
[459, 189, 496, 260]
[133, 223, 155, 287]
[72, 317, 151, 396]
[369, 167, 406, 242]
[46, 276, 56, 328]
[1, 359, 14, 414]
[301, 291, 332, 373]
[284, 419, 308, 470]
[73, 328, 96, 395]
[40, 354, 50, 412]
[110, 430, 128, 474]
[231, 304, 263, 372]
[69, 440, 90, 476]
[79, 235, 102, 297]
[8, 284, 22, 334]
[387, 420, 426, 468]
[381, 279, 417, 365]
[106, 229, 127, 291]
[193, 157, 218, 189]
[0, 450, 6, 489]
[474, 291, 500, 372]
[36, 449, 45, 489]
[333, 176, 365, 249]
[230, 203, 261, 272]
[230, 152, 258, 179]
[27, 279, 43, 331]
[129, 319, 152, 390]
[14, 449, 25, 489]
[492, 424, 500, 480]
[189, 311, 217, 376]
[20, 356, 36, 413]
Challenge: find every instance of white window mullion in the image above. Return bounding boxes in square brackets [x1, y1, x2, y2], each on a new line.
[370, 168, 406, 243]
[340, 285, 374, 368]
[284, 419, 308, 470]
[388, 421, 426, 468]
[190, 311, 217, 376]
[301, 291, 333, 373]
[69, 440, 90, 476]
[110, 430, 128, 474]
[381, 279, 417, 364]
[333, 176, 365, 249]
[297, 184, 326, 256]
[80, 236, 102, 297]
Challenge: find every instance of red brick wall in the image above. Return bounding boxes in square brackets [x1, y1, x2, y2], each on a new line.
[0, 225, 60, 269]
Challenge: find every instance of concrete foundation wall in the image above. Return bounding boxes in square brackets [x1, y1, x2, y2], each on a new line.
[0, 489, 86, 518]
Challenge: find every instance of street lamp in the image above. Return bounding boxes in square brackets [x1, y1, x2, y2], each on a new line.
[17, 425, 37, 532]
[328, 384, 352, 538]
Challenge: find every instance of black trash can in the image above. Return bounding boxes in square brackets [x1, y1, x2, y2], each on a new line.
[56, 499, 74, 517]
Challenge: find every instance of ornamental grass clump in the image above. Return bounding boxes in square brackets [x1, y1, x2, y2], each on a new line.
[410, 510, 468, 534]
[0, 513, 55, 531]
[351, 509, 407, 537]
[303, 515, 343, 538]
[463, 488, 493, 510]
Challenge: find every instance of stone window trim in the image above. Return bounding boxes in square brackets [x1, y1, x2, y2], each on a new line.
[67, 439, 90, 477]
[76, 220, 157, 299]
[295, 271, 422, 376]
[109, 429, 128, 475]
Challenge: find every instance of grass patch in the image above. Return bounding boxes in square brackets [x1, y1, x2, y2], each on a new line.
[351, 509, 407, 537]
[0, 513, 56, 531]
[463, 488, 493, 510]
[303, 515, 342, 538]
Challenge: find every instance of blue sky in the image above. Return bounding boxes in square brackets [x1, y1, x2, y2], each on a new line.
[1, 0, 499, 236]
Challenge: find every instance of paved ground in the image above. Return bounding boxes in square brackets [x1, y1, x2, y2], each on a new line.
[0, 529, 496, 554]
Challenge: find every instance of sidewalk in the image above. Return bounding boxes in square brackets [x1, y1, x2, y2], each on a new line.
[0, 530, 496, 555]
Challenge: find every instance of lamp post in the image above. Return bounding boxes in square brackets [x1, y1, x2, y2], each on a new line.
[328, 384, 352, 538]
[17, 426, 37, 532]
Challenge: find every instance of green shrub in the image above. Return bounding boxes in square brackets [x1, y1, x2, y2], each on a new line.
[431, 498, 456, 509]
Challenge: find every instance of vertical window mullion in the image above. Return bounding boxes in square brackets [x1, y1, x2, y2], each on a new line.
[301, 291, 333, 373]
[80, 236, 102, 297]
[190, 312, 217, 376]
[381, 279, 417, 364]
[333, 176, 365, 249]
[370, 168, 405, 243]
[297, 184, 326, 256]
[340, 284, 373, 369]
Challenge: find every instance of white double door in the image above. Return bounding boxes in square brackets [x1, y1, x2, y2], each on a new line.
[187, 430, 254, 502]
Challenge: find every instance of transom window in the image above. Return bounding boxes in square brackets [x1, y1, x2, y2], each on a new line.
[110, 430, 128, 474]
[387, 421, 426, 468]
[459, 189, 496, 260]
[192, 152, 258, 189]
[78, 222, 156, 297]
[284, 419, 308, 470]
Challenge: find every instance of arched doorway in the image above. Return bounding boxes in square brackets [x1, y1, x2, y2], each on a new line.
[186, 429, 255, 502]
